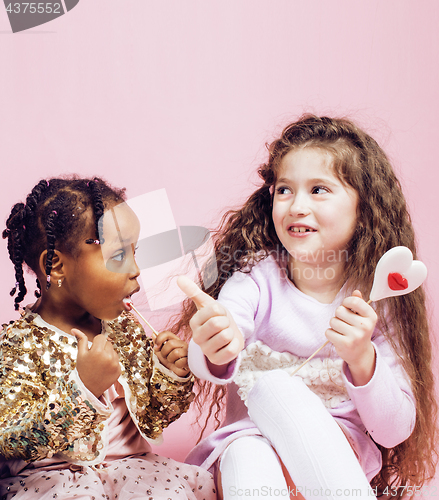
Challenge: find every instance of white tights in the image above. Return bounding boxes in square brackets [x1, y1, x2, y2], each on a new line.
[220, 370, 376, 500]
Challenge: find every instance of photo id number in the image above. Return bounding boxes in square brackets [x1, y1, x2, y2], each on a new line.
[5, 3, 62, 14]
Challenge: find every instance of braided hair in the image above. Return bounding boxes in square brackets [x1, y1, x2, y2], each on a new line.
[2, 176, 125, 310]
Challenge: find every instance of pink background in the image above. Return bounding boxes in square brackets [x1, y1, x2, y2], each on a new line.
[1, 1, 438, 494]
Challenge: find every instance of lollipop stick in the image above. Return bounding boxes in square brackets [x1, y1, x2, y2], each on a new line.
[129, 303, 158, 339]
[290, 340, 330, 376]
[290, 297, 373, 377]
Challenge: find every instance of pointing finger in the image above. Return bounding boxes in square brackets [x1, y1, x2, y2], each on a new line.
[177, 275, 216, 310]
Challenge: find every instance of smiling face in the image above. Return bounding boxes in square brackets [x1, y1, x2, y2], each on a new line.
[61, 202, 141, 321]
[272, 147, 358, 272]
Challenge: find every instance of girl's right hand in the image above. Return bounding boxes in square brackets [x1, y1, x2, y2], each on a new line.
[72, 329, 122, 399]
[177, 276, 244, 370]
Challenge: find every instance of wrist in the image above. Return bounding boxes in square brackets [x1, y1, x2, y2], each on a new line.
[347, 343, 376, 387]
[207, 358, 232, 378]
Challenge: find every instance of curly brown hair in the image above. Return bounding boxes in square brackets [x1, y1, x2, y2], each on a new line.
[173, 114, 437, 496]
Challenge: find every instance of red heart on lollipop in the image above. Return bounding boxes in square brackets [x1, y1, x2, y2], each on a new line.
[388, 273, 408, 291]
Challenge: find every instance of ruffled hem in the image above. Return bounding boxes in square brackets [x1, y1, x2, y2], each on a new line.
[235, 341, 350, 409]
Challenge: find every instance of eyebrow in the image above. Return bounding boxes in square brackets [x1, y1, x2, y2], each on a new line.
[107, 237, 135, 246]
[276, 177, 339, 187]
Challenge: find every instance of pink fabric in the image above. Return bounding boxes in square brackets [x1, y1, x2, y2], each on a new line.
[0, 381, 216, 500]
[186, 254, 416, 481]
[104, 382, 152, 461]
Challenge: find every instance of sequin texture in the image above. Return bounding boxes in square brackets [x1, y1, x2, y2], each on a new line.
[0, 311, 194, 464]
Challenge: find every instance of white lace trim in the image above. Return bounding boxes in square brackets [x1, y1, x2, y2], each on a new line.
[234, 341, 350, 409]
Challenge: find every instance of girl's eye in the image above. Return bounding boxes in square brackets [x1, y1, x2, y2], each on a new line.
[312, 186, 329, 195]
[111, 250, 126, 262]
[276, 186, 292, 195]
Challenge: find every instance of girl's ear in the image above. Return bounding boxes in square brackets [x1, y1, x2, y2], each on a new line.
[38, 249, 66, 282]
[269, 185, 275, 206]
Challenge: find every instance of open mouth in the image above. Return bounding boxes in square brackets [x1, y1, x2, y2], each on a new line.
[124, 288, 140, 304]
[288, 226, 317, 233]
[123, 292, 137, 311]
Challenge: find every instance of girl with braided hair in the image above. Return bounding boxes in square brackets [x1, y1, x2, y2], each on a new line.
[176, 115, 437, 499]
[0, 176, 216, 500]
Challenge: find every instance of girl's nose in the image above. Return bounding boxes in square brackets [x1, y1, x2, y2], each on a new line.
[130, 262, 141, 279]
[130, 246, 141, 278]
[289, 193, 310, 217]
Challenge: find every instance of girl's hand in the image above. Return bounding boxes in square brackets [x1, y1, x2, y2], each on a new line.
[72, 329, 122, 399]
[154, 332, 190, 377]
[177, 276, 244, 373]
[325, 290, 378, 386]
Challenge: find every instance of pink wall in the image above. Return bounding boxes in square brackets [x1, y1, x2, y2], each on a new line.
[1, 0, 438, 494]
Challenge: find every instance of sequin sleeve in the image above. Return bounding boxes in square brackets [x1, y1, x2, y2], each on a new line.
[142, 354, 195, 439]
[107, 313, 195, 442]
[0, 316, 111, 463]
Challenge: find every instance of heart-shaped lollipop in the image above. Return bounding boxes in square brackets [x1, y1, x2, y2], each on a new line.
[369, 246, 427, 302]
[290, 246, 427, 377]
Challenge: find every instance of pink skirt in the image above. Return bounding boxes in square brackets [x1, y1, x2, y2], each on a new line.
[0, 453, 217, 500]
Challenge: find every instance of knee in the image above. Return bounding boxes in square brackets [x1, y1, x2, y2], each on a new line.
[220, 436, 276, 475]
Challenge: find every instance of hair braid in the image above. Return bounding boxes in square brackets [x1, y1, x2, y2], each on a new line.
[3, 180, 52, 306]
[87, 179, 105, 244]
[24, 179, 50, 217]
[2, 203, 27, 310]
[35, 278, 41, 298]
[44, 210, 58, 289]
[10, 228, 27, 310]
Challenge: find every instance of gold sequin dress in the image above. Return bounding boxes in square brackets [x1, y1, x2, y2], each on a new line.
[0, 311, 216, 500]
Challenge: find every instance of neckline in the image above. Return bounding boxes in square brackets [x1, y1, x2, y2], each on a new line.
[25, 307, 106, 340]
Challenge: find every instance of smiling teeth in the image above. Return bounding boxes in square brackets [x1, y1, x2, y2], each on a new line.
[291, 227, 313, 233]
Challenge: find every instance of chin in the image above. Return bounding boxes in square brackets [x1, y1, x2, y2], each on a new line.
[99, 309, 123, 322]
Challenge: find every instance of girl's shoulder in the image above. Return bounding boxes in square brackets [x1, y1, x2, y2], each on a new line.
[1, 310, 78, 357]
[1, 309, 42, 342]
[221, 251, 289, 300]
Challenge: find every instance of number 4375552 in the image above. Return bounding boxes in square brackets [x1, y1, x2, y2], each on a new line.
[5, 3, 62, 14]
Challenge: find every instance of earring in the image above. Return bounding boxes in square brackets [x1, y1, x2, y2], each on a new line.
[58, 279, 63, 288]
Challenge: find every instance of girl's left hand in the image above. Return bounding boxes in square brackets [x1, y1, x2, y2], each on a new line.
[154, 331, 190, 378]
[325, 290, 378, 386]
